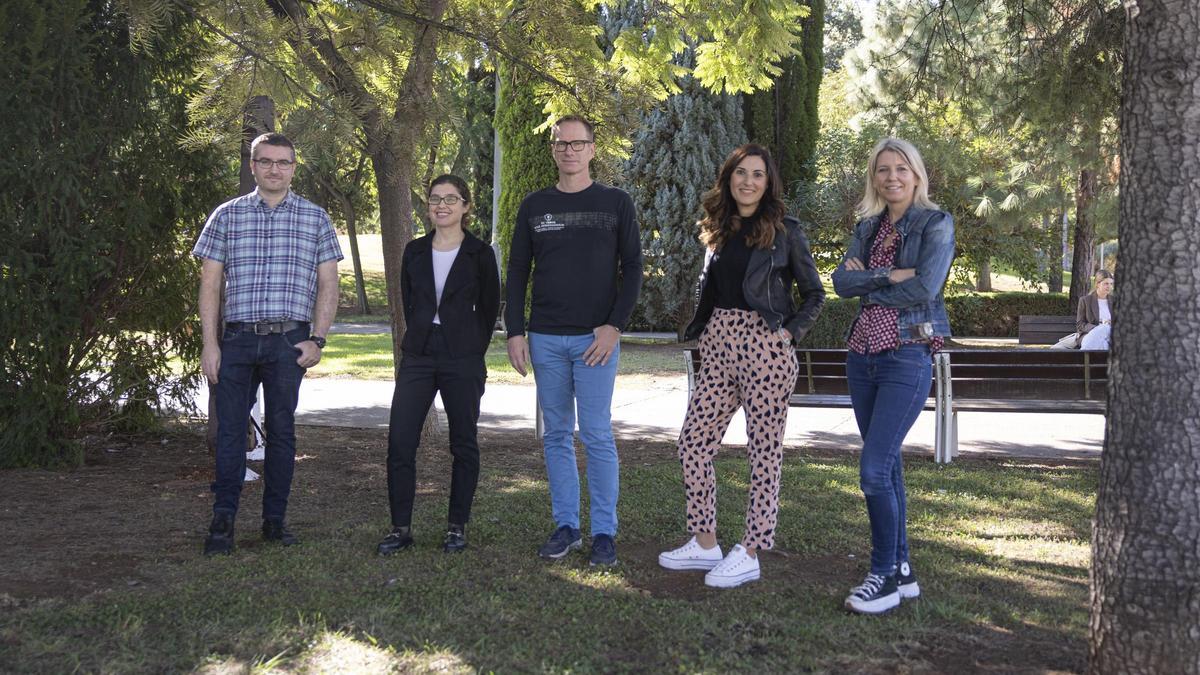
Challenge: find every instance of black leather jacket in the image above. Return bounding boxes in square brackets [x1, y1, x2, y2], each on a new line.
[684, 216, 825, 342]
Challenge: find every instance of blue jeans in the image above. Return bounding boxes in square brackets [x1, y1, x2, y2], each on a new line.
[212, 325, 308, 521]
[845, 343, 932, 576]
[529, 332, 620, 537]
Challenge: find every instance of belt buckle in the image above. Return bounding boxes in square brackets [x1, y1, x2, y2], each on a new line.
[253, 322, 273, 335]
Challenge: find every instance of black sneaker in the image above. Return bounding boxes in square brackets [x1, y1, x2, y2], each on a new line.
[377, 526, 414, 555]
[203, 513, 235, 556]
[896, 561, 920, 599]
[443, 524, 467, 553]
[589, 534, 617, 566]
[537, 525, 582, 560]
[844, 573, 900, 615]
[262, 519, 299, 546]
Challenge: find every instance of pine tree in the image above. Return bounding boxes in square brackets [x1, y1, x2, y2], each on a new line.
[625, 77, 747, 336]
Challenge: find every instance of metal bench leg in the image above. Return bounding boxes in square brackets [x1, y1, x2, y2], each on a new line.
[934, 352, 954, 464]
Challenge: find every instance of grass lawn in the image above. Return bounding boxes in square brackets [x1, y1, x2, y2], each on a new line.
[0, 425, 1094, 672]
[319, 335, 687, 384]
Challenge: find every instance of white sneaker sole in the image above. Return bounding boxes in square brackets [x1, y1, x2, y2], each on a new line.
[845, 591, 901, 614]
[704, 569, 760, 588]
[659, 555, 722, 571]
[898, 581, 920, 599]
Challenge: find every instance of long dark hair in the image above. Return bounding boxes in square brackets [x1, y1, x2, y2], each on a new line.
[699, 144, 786, 251]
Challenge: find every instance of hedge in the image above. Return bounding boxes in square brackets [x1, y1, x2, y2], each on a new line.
[796, 292, 1072, 348]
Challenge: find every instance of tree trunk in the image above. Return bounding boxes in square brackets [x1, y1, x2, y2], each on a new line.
[1068, 167, 1098, 308]
[1046, 212, 1064, 293]
[1089, 2, 1200, 671]
[209, 95, 274, 454]
[975, 258, 992, 292]
[339, 188, 370, 315]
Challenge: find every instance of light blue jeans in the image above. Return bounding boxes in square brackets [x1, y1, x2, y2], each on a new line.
[529, 332, 620, 537]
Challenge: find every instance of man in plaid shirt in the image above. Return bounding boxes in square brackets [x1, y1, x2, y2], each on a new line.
[193, 133, 343, 555]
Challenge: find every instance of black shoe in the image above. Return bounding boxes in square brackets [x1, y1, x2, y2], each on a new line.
[442, 524, 467, 553]
[589, 534, 617, 566]
[203, 513, 235, 556]
[897, 561, 920, 599]
[844, 573, 900, 615]
[537, 525, 582, 560]
[262, 519, 299, 546]
[377, 526, 414, 555]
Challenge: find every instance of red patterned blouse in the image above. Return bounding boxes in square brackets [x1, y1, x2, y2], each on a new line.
[846, 211, 944, 355]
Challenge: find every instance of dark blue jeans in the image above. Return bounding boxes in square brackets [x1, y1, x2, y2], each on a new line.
[845, 343, 932, 576]
[212, 324, 308, 521]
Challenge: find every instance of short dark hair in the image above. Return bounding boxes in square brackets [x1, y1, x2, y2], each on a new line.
[251, 132, 296, 161]
[552, 115, 594, 141]
[428, 174, 472, 228]
[428, 174, 471, 204]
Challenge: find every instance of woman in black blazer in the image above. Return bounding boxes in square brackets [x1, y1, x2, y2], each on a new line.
[377, 174, 500, 554]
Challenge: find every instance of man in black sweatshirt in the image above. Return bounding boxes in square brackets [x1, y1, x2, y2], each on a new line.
[505, 115, 643, 566]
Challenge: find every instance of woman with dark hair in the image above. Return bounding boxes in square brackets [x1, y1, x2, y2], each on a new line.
[831, 137, 955, 614]
[377, 174, 500, 554]
[658, 144, 825, 588]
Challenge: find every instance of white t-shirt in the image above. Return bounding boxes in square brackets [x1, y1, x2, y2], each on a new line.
[1097, 298, 1111, 324]
[432, 246, 460, 324]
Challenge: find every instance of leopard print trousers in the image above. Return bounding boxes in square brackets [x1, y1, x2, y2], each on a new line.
[677, 308, 798, 550]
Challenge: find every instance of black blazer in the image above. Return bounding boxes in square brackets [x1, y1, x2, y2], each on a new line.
[400, 230, 500, 357]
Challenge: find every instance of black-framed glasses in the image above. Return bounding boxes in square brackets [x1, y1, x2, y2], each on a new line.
[428, 195, 463, 206]
[551, 139, 593, 152]
[252, 158, 296, 170]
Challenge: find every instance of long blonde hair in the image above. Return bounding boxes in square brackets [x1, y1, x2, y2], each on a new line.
[855, 137, 938, 219]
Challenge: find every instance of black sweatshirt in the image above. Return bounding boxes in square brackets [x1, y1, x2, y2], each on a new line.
[505, 182, 643, 337]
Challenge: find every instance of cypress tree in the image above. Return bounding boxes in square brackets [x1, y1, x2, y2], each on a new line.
[744, 0, 825, 190]
[493, 64, 559, 264]
[625, 77, 747, 336]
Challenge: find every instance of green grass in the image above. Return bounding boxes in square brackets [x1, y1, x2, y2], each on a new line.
[0, 455, 1095, 672]
[319, 335, 686, 383]
[337, 269, 390, 317]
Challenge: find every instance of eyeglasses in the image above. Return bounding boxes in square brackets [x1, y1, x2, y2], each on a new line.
[428, 195, 463, 206]
[551, 139, 593, 152]
[252, 158, 295, 170]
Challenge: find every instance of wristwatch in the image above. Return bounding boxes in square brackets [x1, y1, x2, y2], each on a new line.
[308, 335, 327, 349]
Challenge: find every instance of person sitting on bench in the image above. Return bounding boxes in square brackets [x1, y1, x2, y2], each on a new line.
[1076, 270, 1114, 350]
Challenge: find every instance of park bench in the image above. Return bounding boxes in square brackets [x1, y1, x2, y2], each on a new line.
[683, 346, 1107, 463]
[1018, 315, 1076, 345]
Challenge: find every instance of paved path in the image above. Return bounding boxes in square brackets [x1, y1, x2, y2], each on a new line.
[194, 374, 1104, 461]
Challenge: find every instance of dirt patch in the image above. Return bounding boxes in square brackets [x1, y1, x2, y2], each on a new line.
[0, 424, 684, 603]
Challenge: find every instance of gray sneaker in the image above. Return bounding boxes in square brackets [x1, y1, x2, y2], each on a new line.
[538, 525, 582, 560]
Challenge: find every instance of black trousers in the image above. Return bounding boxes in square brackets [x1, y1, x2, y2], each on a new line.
[386, 325, 486, 528]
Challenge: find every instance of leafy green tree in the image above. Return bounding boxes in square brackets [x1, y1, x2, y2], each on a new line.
[744, 0, 824, 188]
[626, 75, 747, 336]
[169, 0, 813, 372]
[0, 0, 225, 467]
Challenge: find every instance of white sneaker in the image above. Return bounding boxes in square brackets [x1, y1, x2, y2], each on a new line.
[247, 446, 265, 462]
[659, 536, 724, 571]
[704, 544, 760, 588]
[243, 467, 260, 482]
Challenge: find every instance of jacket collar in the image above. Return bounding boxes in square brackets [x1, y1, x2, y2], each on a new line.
[863, 205, 932, 236]
[409, 228, 485, 254]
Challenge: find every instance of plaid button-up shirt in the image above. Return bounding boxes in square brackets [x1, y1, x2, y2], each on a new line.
[192, 189, 343, 323]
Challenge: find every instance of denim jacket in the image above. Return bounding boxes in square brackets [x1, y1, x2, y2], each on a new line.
[831, 206, 955, 340]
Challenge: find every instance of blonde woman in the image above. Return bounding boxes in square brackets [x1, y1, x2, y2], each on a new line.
[831, 138, 955, 614]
